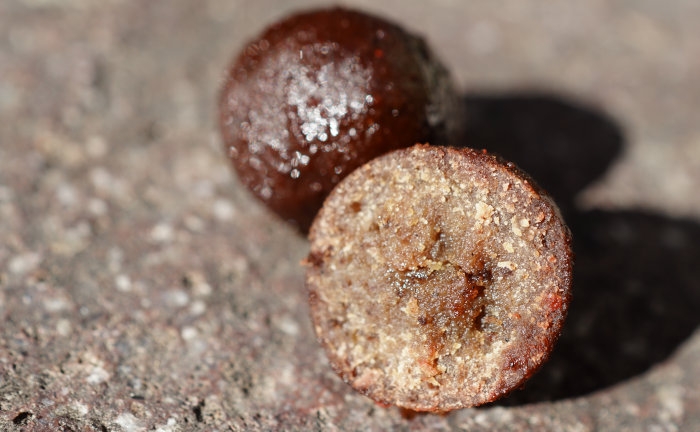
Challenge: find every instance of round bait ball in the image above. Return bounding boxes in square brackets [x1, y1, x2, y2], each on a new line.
[219, 8, 457, 232]
[306, 144, 573, 411]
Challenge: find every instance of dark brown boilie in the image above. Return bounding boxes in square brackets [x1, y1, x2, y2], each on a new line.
[306, 145, 573, 411]
[219, 8, 456, 232]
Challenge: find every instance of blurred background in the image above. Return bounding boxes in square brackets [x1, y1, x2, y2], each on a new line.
[1, 1, 699, 430]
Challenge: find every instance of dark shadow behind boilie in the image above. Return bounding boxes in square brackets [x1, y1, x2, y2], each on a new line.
[457, 93, 700, 404]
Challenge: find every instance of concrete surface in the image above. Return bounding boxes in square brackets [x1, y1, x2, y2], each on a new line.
[1, 0, 699, 430]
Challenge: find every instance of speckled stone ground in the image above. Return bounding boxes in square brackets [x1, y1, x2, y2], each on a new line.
[1, 1, 699, 431]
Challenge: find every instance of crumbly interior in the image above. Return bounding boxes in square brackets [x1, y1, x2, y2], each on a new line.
[306, 145, 572, 411]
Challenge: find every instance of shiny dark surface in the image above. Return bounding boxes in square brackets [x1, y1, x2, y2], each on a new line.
[219, 8, 453, 232]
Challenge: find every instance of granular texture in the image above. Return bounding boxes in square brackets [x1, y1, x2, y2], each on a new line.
[219, 8, 457, 232]
[306, 145, 573, 411]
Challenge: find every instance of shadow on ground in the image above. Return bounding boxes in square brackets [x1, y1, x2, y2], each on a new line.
[456, 93, 700, 404]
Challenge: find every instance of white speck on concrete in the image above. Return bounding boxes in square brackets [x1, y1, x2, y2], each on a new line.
[150, 223, 174, 243]
[488, 407, 514, 424]
[189, 300, 206, 316]
[43, 296, 71, 312]
[657, 384, 685, 423]
[213, 198, 236, 221]
[56, 318, 71, 336]
[277, 315, 299, 336]
[279, 363, 295, 385]
[115, 274, 132, 292]
[90, 166, 113, 191]
[72, 401, 89, 416]
[155, 418, 178, 432]
[88, 198, 107, 216]
[181, 326, 198, 341]
[165, 289, 189, 308]
[9, 252, 41, 275]
[114, 413, 145, 432]
[86, 365, 110, 384]
[56, 183, 79, 207]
